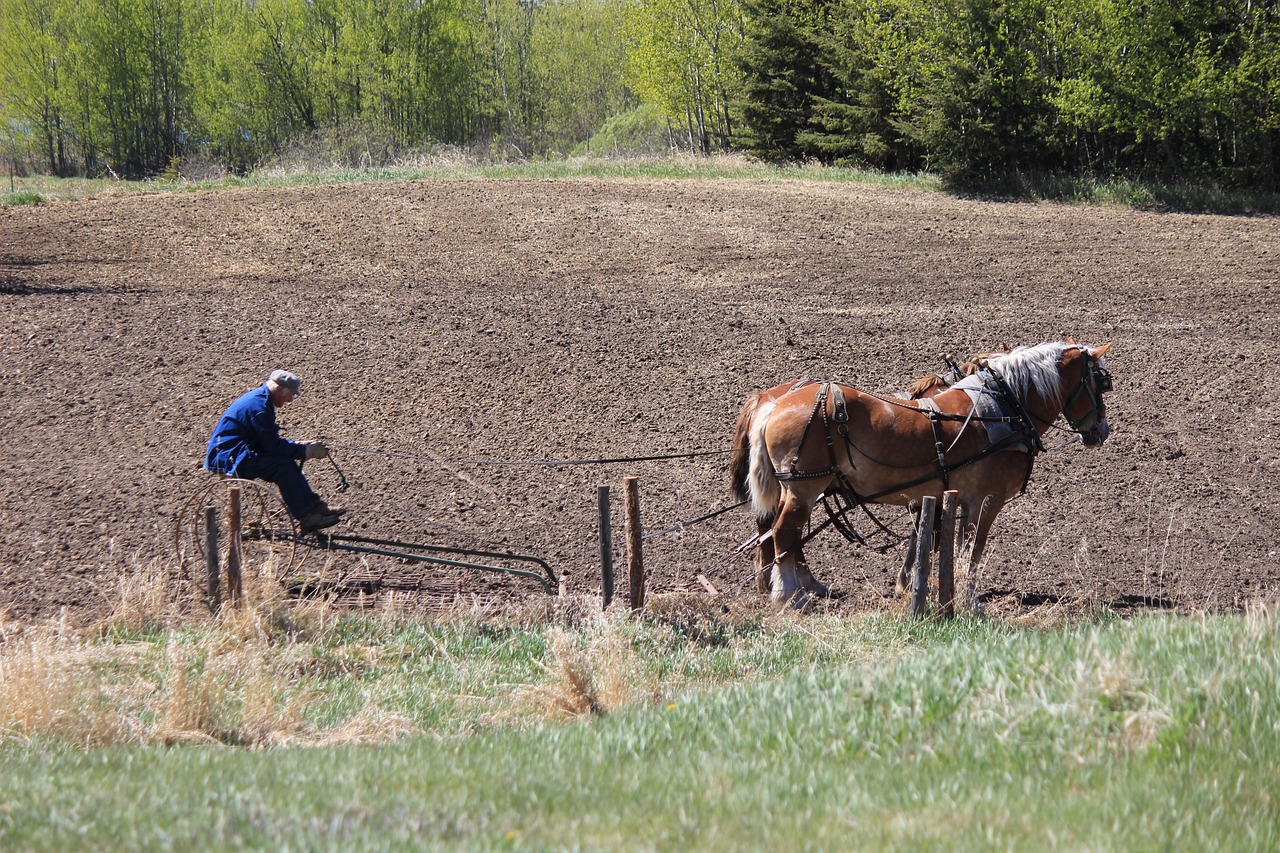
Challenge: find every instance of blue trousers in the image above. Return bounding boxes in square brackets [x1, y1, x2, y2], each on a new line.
[234, 454, 317, 519]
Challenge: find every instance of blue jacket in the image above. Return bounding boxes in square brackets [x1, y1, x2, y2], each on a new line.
[205, 383, 307, 475]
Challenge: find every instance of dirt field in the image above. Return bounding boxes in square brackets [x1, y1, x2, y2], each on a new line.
[3, 177, 1278, 622]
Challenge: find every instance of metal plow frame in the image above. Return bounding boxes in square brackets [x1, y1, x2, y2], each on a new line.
[247, 529, 558, 595]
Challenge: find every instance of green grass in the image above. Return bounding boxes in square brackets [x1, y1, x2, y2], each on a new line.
[6, 155, 1277, 213]
[2, 603, 1277, 851]
[1, 155, 940, 205]
[3, 189, 44, 206]
[6, 154, 1278, 214]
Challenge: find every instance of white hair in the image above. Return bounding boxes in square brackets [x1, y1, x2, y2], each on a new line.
[984, 341, 1077, 408]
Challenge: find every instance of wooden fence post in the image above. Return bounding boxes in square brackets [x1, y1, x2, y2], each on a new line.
[938, 490, 958, 619]
[204, 505, 220, 613]
[910, 495, 937, 618]
[226, 484, 243, 607]
[598, 485, 613, 609]
[623, 476, 645, 613]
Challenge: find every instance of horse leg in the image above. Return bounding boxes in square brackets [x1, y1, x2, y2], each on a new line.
[793, 483, 830, 597]
[795, 557, 830, 597]
[770, 490, 811, 610]
[759, 520, 828, 599]
[896, 502, 920, 593]
[954, 497, 1000, 610]
[754, 514, 776, 594]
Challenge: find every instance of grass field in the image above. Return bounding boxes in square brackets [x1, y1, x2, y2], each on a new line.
[2, 569, 1277, 851]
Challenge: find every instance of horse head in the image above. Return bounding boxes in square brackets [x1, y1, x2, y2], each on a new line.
[1061, 342, 1114, 446]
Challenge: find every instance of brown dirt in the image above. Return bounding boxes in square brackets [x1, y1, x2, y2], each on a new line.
[3, 178, 1278, 623]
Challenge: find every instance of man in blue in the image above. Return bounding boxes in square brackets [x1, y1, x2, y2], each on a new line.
[205, 369, 344, 533]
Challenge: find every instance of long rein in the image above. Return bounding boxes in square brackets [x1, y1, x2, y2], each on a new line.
[320, 442, 750, 539]
[324, 443, 737, 468]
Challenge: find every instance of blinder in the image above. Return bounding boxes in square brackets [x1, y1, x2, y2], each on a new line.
[1094, 363, 1114, 394]
[1065, 350, 1113, 442]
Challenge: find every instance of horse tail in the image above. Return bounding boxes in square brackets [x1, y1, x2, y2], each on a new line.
[728, 392, 762, 503]
[746, 400, 781, 521]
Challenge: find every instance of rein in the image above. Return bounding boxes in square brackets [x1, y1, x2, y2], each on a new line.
[326, 442, 736, 467]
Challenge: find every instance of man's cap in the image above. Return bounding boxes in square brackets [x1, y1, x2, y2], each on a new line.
[267, 369, 302, 394]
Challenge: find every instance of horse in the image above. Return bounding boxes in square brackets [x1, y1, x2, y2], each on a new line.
[728, 340, 1114, 608]
[728, 350, 1006, 595]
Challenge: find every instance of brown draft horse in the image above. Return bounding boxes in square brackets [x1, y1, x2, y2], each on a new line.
[730, 351, 999, 595]
[729, 340, 1114, 608]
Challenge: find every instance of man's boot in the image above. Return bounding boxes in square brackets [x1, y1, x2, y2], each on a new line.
[298, 510, 341, 533]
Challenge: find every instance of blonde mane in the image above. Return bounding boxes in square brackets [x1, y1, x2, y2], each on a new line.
[984, 341, 1075, 408]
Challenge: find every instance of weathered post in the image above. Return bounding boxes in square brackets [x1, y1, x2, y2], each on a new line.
[204, 505, 220, 613]
[938, 490, 959, 618]
[226, 484, 243, 607]
[910, 495, 937, 618]
[598, 485, 613, 608]
[623, 476, 645, 613]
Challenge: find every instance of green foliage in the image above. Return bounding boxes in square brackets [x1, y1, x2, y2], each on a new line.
[800, 0, 920, 169]
[1049, 0, 1280, 188]
[732, 0, 834, 162]
[574, 102, 674, 156]
[0, 0, 636, 176]
[3, 0, 1276, 187]
[734, 0, 1280, 188]
[3, 189, 45, 205]
[0, 0, 76, 175]
[625, 0, 747, 153]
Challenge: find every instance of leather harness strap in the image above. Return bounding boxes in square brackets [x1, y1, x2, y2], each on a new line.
[915, 398, 951, 492]
[778, 372, 1041, 498]
[786, 382, 847, 481]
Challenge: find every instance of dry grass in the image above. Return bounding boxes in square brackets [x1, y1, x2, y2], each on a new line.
[1, 556, 357, 748]
[3, 559, 671, 747]
[0, 606, 159, 746]
[496, 609, 661, 722]
[97, 558, 184, 633]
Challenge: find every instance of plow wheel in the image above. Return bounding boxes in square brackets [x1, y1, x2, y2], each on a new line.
[174, 478, 304, 596]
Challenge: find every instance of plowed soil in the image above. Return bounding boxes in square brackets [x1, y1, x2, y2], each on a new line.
[3, 178, 1278, 623]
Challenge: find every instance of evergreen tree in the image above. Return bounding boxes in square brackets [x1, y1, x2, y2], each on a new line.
[734, 0, 834, 162]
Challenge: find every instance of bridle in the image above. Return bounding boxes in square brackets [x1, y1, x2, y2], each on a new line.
[1062, 350, 1113, 441]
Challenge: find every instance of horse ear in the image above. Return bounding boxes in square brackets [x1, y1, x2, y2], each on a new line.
[1066, 335, 1077, 345]
[1090, 342, 1113, 358]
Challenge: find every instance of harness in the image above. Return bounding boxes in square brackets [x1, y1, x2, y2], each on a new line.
[781, 372, 1035, 485]
[774, 347, 1112, 550]
[784, 381, 849, 482]
[777, 369, 1043, 547]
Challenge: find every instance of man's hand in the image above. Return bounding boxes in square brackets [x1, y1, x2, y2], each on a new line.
[305, 442, 329, 460]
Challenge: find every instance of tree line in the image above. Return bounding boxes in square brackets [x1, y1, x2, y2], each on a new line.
[0, 0, 639, 176]
[739, 0, 1280, 188]
[2, 0, 1277, 189]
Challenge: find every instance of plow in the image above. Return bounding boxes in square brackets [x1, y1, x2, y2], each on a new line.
[174, 477, 558, 609]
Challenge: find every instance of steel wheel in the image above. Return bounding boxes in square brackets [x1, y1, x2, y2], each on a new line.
[174, 478, 302, 597]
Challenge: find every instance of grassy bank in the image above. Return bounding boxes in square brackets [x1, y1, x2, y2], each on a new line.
[6, 154, 1277, 213]
[2, 577, 1277, 850]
